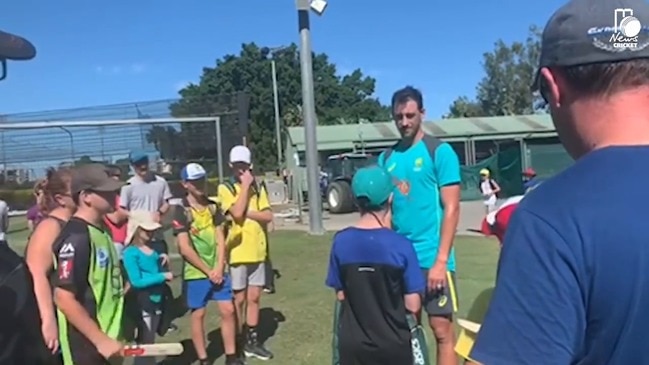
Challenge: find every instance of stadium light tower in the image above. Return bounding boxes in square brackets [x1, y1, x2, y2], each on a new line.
[296, 0, 327, 235]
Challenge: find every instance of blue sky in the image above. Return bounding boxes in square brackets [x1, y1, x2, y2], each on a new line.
[1, 0, 569, 176]
[2, 0, 567, 118]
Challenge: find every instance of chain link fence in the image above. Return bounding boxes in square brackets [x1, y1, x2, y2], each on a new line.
[0, 93, 249, 209]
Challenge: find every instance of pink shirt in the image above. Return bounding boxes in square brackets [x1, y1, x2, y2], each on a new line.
[104, 195, 127, 244]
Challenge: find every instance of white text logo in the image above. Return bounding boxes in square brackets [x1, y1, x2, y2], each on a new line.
[612, 8, 642, 48]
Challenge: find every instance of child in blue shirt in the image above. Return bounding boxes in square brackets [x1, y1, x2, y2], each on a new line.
[122, 210, 173, 365]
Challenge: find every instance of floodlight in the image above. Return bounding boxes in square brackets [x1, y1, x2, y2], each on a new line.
[310, 0, 328, 15]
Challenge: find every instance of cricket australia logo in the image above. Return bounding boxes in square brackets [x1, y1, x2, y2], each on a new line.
[588, 8, 649, 52]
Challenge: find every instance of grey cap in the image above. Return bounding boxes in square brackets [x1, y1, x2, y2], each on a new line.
[533, 0, 649, 90]
[71, 164, 124, 194]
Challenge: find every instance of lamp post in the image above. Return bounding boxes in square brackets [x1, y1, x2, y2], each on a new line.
[296, 0, 327, 235]
[59, 126, 75, 161]
[264, 46, 289, 173]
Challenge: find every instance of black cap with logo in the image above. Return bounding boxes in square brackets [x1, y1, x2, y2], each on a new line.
[533, 0, 649, 90]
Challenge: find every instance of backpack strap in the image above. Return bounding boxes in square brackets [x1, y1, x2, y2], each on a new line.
[421, 134, 441, 160]
[220, 180, 237, 197]
[379, 135, 441, 169]
[378, 141, 400, 167]
[421, 134, 442, 181]
[182, 198, 194, 225]
[207, 201, 218, 216]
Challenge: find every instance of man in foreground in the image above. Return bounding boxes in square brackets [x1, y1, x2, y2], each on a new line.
[0, 29, 53, 365]
[327, 166, 425, 365]
[218, 145, 274, 360]
[455, 193, 525, 363]
[378, 86, 461, 365]
[470, 0, 649, 363]
[172, 163, 240, 365]
[52, 164, 125, 364]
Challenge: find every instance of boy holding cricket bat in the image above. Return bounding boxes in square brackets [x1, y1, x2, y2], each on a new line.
[52, 164, 125, 365]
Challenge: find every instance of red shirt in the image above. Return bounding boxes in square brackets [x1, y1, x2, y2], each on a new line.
[480, 196, 523, 244]
[104, 195, 127, 244]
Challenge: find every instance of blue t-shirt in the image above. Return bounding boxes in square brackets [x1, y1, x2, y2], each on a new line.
[326, 227, 425, 294]
[122, 246, 167, 303]
[471, 146, 649, 364]
[379, 137, 461, 270]
[326, 227, 425, 355]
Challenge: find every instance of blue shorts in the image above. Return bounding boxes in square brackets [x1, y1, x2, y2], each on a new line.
[183, 276, 233, 310]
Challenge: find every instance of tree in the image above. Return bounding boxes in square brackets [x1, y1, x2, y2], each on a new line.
[445, 26, 544, 118]
[170, 43, 389, 170]
[145, 125, 185, 160]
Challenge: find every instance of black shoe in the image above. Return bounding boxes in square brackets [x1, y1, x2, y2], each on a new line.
[163, 323, 178, 336]
[263, 286, 275, 294]
[226, 358, 246, 365]
[199, 358, 211, 365]
[243, 342, 273, 360]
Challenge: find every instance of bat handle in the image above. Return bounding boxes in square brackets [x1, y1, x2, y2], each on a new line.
[122, 345, 145, 357]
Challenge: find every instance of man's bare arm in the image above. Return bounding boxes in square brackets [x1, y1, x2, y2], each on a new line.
[158, 201, 171, 215]
[436, 184, 460, 264]
[246, 209, 273, 224]
[105, 206, 128, 225]
[404, 293, 422, 314]
[54, 289, 111, 346]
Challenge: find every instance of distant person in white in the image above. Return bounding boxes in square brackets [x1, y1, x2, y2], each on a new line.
[0, 199, 8, 245]
[479, 168, 500, 214]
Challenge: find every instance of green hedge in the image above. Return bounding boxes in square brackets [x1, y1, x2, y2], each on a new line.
[0, 189, 35, 210]
[0, 178, 224, 211]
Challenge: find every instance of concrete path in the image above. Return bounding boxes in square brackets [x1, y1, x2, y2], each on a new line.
[272, 200, 490, 235]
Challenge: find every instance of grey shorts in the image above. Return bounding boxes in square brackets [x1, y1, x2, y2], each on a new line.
[421, 270, 458, 318]
[230, 262, 266, 291]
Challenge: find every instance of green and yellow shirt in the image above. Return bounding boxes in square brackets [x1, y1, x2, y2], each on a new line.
[172, 197, 225, 280]
[52, 217, 124, 365]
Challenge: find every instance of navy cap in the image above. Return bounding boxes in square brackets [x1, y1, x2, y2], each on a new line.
[128, 150, 149, 164]
[533, 0, 649, 90]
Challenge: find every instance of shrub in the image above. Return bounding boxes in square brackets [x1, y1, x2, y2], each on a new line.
[0, 189, 35, 210]
[0, 178, 226, 211]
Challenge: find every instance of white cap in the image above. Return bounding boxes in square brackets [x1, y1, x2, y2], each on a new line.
[180, 163, 206, 181]
[126, 210, 162, 245]
[229, 145, 251, 164]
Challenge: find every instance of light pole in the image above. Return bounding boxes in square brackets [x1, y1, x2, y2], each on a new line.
[264, 46, 289, 173]
[59, 126, 75, 162]
[296, 0, 327, 235]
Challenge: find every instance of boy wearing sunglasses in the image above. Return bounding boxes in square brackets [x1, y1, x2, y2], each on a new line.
[52, 164, 126, 365]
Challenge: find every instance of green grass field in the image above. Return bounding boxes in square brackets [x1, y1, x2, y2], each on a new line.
[6, 218, 500, 365]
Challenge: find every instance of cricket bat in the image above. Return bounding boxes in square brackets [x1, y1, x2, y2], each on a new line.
[122, 343, 184, 357]
[457, 318, 481, 333]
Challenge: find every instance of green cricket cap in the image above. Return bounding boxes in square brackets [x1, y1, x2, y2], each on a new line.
[351, 165, 393, 207]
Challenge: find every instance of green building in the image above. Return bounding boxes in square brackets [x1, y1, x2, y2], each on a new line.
[286, 114, 572, 201]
